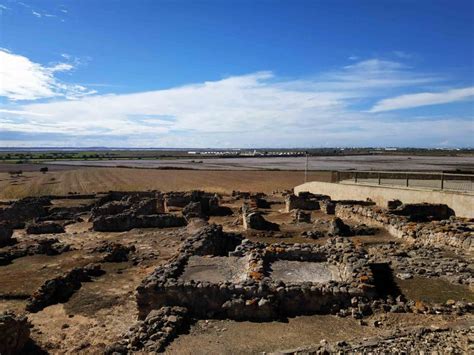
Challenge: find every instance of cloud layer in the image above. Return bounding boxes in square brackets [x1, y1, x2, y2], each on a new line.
[0, 50, 473, 147]
[370, 87, 474, 112]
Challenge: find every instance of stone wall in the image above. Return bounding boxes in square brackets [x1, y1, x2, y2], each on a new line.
[285, 193, 329, 212]
[92, 213, 186, 232]
[136, 226, 375, 321]
[334, 204, 473, 251]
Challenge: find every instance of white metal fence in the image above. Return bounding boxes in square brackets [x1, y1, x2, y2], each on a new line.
[334, 171, 474, 192]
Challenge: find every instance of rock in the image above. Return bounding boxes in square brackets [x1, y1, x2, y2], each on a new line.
[0, 222, 14, 247]
[99, 243, 136, 262]
[391, 203, 455, 222]
[107, 306, 189, 353]
[0, 312, 31, 355]
[396, 272, 413, 280]
[328, 217, 352, 236]
[182, 201, 205, 220]
[26, 221, 65, 234]
[285, 193, 326, 212]
[243, 212, 279, 231]
[91, 200, 130, 218]
[0, 196, 51, 228]
[294, 209, 311, 223]
[388, 199, 403, 210]
[30, 238, 70, 255]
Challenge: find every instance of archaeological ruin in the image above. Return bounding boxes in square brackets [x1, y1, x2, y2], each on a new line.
[0, 187, 472, 353]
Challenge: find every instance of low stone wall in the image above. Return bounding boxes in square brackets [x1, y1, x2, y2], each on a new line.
[136, 226, 375, 321]
[334, 204, 473, 251]
[92, 213, 186, 232]
[0, 197, 52, 228]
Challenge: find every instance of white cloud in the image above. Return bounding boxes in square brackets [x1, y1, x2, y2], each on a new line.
[1, 53, 472, 147]
[31, 10, 41, 17]
[0, 109, 50, 117]
[370, 87, 474, 112]
[0, 49, 95, 101]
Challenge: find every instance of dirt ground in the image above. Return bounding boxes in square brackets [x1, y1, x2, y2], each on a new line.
[166, 313, 472, 354]
[0, 167, 331, 199]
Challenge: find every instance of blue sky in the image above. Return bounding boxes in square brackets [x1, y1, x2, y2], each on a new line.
[0, 0, 473, 147]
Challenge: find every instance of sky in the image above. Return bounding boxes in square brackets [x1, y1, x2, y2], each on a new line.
[0, 0, 473, 148]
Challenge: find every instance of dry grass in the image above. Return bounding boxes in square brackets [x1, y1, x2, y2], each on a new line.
[0, 167, 332, 199]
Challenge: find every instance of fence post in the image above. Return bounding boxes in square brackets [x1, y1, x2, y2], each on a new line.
[440, 173, 444, 190]
[355, 172, 358, 183]
[406, 174, 409, 187]
[378, 172, 381, 185]
[336, 171, 340, 183]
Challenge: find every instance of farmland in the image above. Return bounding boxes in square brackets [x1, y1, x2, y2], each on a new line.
[0, 167, 331, 200]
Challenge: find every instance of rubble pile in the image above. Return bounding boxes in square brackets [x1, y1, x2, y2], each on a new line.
[282, 327, 473, 354]
[105, 306, 189, 354]
[94, 242, 136, 262]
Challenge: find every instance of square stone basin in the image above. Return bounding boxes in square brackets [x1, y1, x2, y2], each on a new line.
[179, 256, 247, 284]
[269, 260, 345, 284]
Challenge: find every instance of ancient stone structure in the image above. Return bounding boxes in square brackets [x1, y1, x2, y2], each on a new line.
[293, 209, 311, 223]
[92, 212, 186, 232]
[328, 217, 352, 236]
[320, 199, 375, 215]
[387, 199, 403, 210]
[332, 203, 472, 251]
[0, 196, 52, 228]
[279, 327, 473, 354]
[106, 306, 189, 354]
[94, 242, 136, 262]
[26, 264, 104, 313]
[0, 238, 70, 266]
[26, 221, 65, 234]
[285, 192, 330, 212]
[0, 312, 31, 355]
[182, 201, 205, 220]
[390, 203, 455, 222]
[136, 225, 375, 321]
[242, 203, 279, 231]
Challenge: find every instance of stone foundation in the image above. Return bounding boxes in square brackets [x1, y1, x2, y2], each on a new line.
[333, 204, 473, 251]
[285, 193, 329, 212]
[136, 225, 375, 321]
